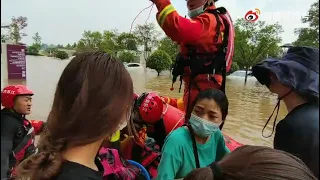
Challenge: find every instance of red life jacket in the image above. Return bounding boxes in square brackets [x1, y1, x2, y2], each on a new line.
[9, 119, 37, 178]
[125, 137, 161, 179]
[98, 147, 144, 180]
[171, 7, 235, 100]
[144, 103, 185, 149]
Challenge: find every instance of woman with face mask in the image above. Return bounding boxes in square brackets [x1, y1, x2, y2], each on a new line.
[155, 89, 230, 180]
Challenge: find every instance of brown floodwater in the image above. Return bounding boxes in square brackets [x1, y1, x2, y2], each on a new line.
[1, 56, 287, 147]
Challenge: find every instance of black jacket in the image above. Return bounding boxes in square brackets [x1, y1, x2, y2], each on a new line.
[56, 158, 104, 180]
[274, 102, 319, 178]
[1, 108, 29, 179]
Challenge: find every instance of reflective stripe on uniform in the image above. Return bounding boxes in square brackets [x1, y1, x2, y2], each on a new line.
[110, 130, 120, 142]
[157, 4, 176, 27]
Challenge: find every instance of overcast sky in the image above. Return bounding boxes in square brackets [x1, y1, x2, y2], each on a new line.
[1, 0, 315, 46]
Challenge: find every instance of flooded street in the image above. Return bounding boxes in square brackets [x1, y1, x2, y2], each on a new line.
[2, 56, 287, 147]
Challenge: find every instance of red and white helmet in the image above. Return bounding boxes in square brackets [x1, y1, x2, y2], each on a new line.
[137, 92, 164, 124]
[1, 85, 34, 108]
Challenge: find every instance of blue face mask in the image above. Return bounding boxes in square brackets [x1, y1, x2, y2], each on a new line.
[188, 5, 205, 18]
[189, 114, 221, 137]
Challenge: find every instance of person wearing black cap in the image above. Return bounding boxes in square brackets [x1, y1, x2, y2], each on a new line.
[251, 46, 319, 178]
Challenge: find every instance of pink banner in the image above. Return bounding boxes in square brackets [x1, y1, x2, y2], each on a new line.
[6, 44, 27, 80]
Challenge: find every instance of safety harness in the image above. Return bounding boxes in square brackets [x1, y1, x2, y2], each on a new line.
[171, 7, 232, 98]
[7, 115, 37, 178]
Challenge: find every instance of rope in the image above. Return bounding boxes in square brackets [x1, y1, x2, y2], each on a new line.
[145, 4, 154, 24]
[130, 3, 154, 33]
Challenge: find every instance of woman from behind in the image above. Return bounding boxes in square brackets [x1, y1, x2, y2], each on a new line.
[16, 51, 134, 180]
[183, 145, 317, 180]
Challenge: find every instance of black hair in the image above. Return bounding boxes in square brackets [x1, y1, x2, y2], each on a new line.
[190, 89, 229, 120]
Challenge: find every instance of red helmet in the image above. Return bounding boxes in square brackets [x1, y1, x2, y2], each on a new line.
[137, 92, 164, 124]
[1, 85, 34, 108]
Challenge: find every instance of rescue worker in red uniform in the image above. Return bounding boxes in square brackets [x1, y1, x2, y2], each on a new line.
[152, 0, 235, 124]
[1, 85, 45, 179]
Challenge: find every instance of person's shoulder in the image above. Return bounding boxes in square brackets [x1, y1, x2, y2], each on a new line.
[164, 127, 191, 146]
[193, 12, 216, 26]
[55, 160, 103, 180]
[1, 110, 21, 130]
[167, 127, 189, 139]
[208, 130, 224, 145]
[283, 103, 319, 128]
[1, 109, 19, 121]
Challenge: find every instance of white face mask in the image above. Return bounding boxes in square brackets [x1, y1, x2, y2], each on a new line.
[188, 5, 205, 18]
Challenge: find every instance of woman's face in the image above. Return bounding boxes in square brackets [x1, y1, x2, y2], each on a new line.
[269, 72, 291, 98]
[192, 99, 223, 124]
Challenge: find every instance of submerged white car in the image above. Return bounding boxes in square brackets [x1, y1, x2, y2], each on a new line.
[125, 63, 144, 72]
[227, 70, 256, 81]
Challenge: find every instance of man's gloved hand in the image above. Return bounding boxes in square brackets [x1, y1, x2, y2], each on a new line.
[160, 96, 169, 104]
[29, 120, 46, 135]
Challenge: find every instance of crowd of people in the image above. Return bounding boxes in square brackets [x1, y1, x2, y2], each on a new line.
[1, 0, 319, 179]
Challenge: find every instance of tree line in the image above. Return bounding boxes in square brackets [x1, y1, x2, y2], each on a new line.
[1, 1, 318, 76]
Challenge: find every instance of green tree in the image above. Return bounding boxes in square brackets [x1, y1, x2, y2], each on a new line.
[56, 44, 64, 48]
[54, 50, 69, 60]
[32, 32, 42, 50]
[134, 23, 159, 61]
[32, 32, 41, 45]
[230, 62, 240, 73]
[147, 50, 171, 76]
[26, 32, 42, 55]
[1, 34, 9, 42]
[9, 16, 28, 44]
[100, 30, 119, 56]
[66, 43, 71, 49]
[234, 19, 283, 83]
[77, 31, 103, 52]
[158, 37, 179, 62]
[26, 45, 40, 55]
[116, 32, 138, 51]
[293, 1, 319, 47]
[118, 51, 136, 63]
[72, 42, 77, 49]
[44, 47, 58, 56]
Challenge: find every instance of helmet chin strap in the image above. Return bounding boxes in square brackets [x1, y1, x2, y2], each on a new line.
[262, 88, 293, 138]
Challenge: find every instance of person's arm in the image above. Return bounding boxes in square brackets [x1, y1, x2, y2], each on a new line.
[155, 137, 182, 180]
[215, 132, 230, 161]
[1, 115, 19, 179]
[153, 0, 204, 44]
[161, 96, 178, 108]
[29, 120, 46, 135]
